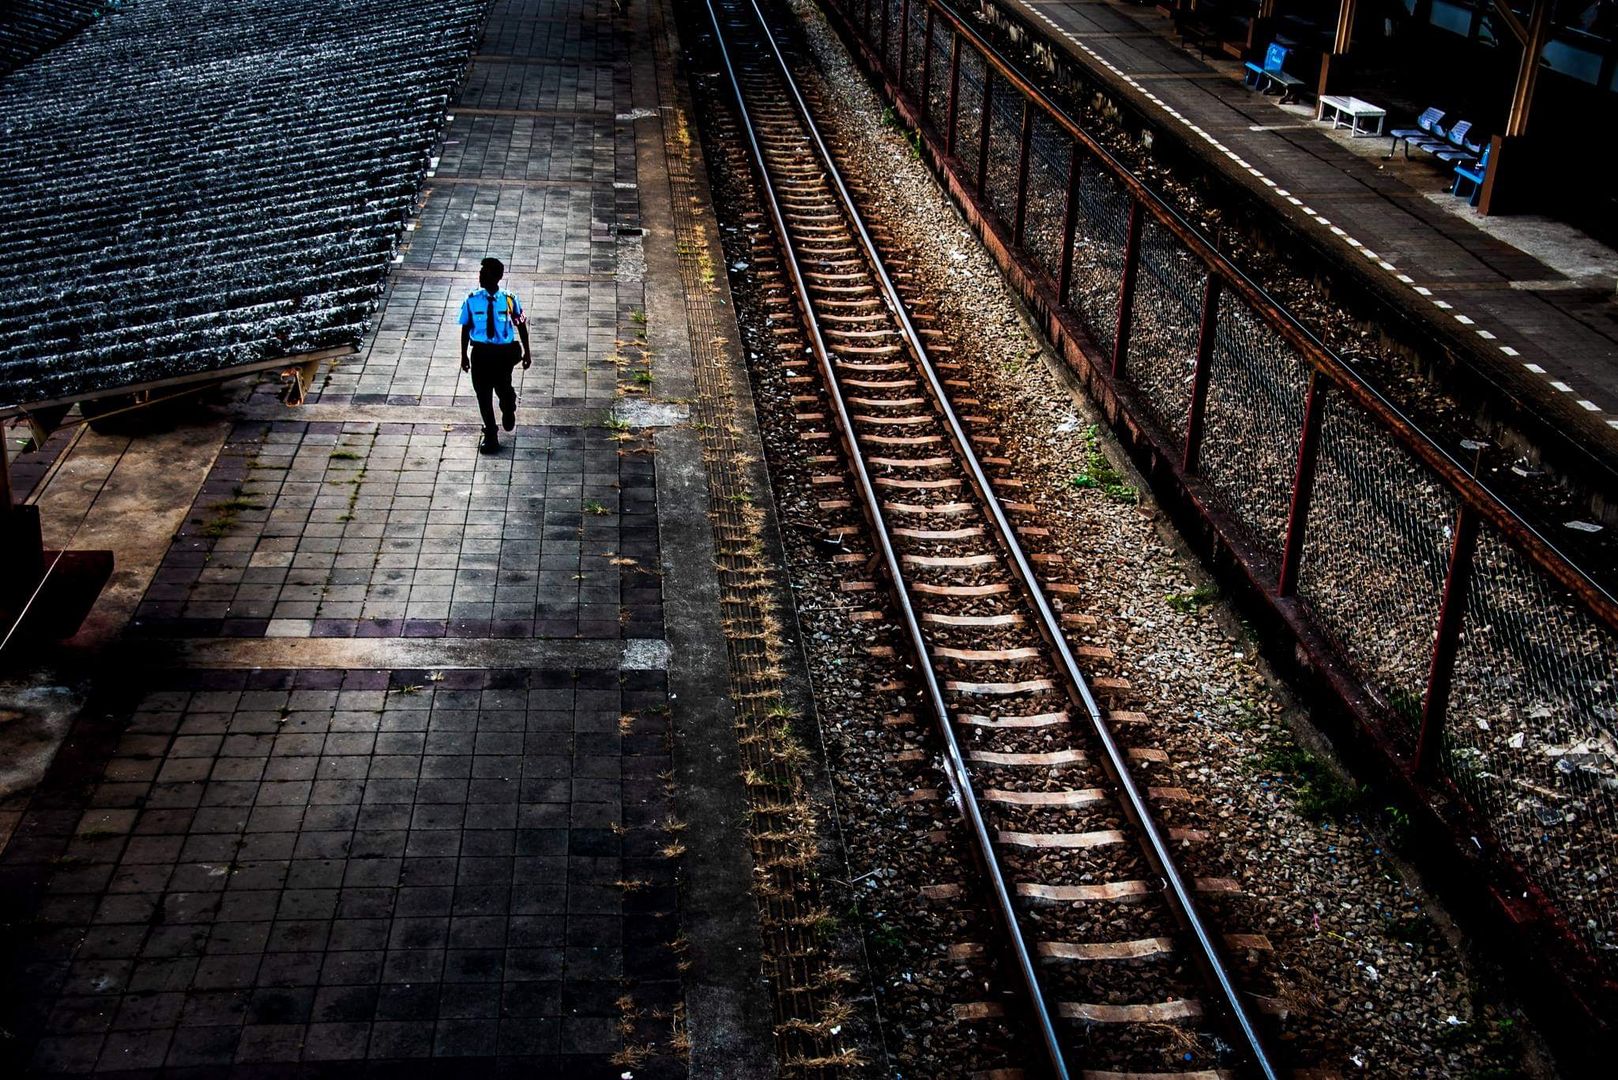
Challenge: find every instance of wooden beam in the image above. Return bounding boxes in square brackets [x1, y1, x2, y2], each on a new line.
[1257, 0, 1277, 18]
[1491, 0, 1527, 46]
[1506, 0, 1553, 137]
[1332, 0, 1358, 55]
[0, 423, 12, 518]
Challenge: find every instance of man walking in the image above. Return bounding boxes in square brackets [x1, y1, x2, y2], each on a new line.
[459, 257, 532, 453]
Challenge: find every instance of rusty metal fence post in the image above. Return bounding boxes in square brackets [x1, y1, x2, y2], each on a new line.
[1182, 274, 1222, 473]
[920, 7, 936, 124]
[945, 32, 962, 157]
[975, 63, 994, 194]
[1415, 504, 1480, 775]
[899, 0, 911, 82]
[1278, 371, 1327, 597]
[1056, 146, 1082, 302]
[1013, 98, 1033, 245]
[880, 0, 891, 64]
[1110, 199, 1143, 377]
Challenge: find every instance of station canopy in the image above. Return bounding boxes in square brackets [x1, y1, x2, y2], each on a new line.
[0, 0, 485, 416]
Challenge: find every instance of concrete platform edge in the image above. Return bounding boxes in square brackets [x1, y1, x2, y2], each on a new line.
[638, 0, 780, 1075]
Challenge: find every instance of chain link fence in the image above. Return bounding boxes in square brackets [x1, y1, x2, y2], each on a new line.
[1198, 296, 1311, 560]
[1445, 531, 1618, 959]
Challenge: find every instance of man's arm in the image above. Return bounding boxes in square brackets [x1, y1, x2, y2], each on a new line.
[518, 322, 531, 368]
[460, 324, 471, 372]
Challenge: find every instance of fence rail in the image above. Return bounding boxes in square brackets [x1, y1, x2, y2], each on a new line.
[823, 0, 1618, 1019]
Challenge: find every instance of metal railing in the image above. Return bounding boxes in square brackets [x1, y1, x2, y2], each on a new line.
[825, 0, 1618, 1014]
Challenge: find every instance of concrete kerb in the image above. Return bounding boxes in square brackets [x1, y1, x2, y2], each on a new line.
[637, 0, 780, 1074]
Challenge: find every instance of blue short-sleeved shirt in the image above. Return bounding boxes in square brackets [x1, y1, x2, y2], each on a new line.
[458, 288, 524, 345]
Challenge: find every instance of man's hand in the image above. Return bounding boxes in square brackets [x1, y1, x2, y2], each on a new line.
[521, 350, 532, 370]
[460, 355, 470, 373]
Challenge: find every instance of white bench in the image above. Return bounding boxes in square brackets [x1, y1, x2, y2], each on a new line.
[1317, 95, 1387, 137]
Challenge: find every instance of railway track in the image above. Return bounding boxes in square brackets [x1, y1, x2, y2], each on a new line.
[699, 0, 1290, 1075]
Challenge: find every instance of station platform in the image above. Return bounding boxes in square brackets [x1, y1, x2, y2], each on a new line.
[1007, 0, 1618, 465]
[0, 0, 776, 1074]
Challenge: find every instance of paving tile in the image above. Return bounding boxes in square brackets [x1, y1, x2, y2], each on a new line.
[133, 423, 661, 640]
[0, 669, 678, 1072]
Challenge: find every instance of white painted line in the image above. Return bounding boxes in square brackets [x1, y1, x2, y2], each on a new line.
[1550, 381, 1574, 393]
[1476, 330, 1495, 339]
[1608, 420, 1618, 430]
[1524, 363, 1547, 373]
[1414, 286, 1432, 296]
[1432, 299, 1452, 309]
[1577, 400, 1601, 412]
[1500, 346, 1520, 356]
[1454, 315, 1474, 325]
[1396, 274, 1414, 283]
[1378, 261, 1396, 271]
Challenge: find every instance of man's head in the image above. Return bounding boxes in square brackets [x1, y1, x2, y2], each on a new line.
[479, 257, 504, 292]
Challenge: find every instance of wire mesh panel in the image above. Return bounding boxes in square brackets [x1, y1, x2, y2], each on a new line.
[1124, 219, 1204, 435]
[1063, 155, 1129, 358]
[1297, 397, 1457, 732]
[1442, 531, 1618, 969]
[883, 0, 903, 75]
[1022, 111, 1070, 283]
[954, 46, 986, 185]
[925, 19, 952, 134]
[903, 3, 929, 100]
[1196, 296, 1312, 561]
[984, 71, 1023, 229]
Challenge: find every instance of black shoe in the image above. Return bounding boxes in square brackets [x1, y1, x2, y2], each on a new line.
[480, 430, 500, 454]
[501, 404, 515, 432]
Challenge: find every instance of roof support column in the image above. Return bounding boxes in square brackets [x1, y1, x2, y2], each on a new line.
[1317, 0, 1358, 98]
[0, 427, 12, 519]
[1480, 0, 1553, 215]
[1246, 0, 1279, 57]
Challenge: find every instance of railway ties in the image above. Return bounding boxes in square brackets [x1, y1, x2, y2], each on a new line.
[702, 0, 1287, 1075]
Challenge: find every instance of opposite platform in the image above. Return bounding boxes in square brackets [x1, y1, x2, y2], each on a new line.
[1006, 0, 1618, 465]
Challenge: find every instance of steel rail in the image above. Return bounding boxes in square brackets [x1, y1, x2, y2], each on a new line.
[714, 0, 1282, 1074]
[698, 0, 1070, 1074]
[915, 0, 1618, 623]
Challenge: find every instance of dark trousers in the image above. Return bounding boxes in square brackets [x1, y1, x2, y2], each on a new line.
[469, 342, 522, 433]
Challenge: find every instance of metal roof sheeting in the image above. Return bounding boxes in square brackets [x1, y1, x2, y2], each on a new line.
[0, 0, 486, 414]
[0, 0, 109, 75]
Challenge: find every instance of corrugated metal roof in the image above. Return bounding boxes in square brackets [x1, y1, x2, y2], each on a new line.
[0, 0, 108, 75]
[0, 0, 485, 414]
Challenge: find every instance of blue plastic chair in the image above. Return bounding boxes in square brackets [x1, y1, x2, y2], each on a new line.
[1389, 106, 1445, 158]
[1452, 144, 1491, 206]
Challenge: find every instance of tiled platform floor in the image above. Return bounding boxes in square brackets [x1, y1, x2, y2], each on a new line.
[0, 668, 678, 1074]
[132, 422, 661, 641]
[0, 0, 700, 1074]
